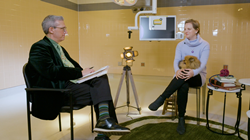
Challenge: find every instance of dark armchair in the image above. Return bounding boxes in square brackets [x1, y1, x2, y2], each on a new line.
[23, 63, 94, 140]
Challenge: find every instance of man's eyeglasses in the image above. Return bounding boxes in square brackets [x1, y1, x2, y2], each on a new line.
[54, 26, 67, 32]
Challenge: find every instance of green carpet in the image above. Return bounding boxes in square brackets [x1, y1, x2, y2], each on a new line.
[119, 116, 247, 140]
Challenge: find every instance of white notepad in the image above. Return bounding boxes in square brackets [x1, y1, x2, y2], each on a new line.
[77, 65, 109, 83]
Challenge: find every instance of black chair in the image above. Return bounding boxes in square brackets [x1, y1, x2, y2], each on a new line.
[23, 63, 94, 140]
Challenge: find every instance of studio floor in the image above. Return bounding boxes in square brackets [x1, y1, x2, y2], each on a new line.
[0, 74, 250, 140]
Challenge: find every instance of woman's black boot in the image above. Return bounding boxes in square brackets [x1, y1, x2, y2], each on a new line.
[176, 117, 185, 135]
[148, 96, 165, 111]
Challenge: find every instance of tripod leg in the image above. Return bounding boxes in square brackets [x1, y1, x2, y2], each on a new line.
[128, 71, 141, 114]
[114, 70, 126, 108]
[126, 70, 130, 107]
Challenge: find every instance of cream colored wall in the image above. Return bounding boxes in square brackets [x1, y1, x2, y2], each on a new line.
[78, 3, 250, 80]
[0, 0, 79, 90]
[0, 2, 249, 90]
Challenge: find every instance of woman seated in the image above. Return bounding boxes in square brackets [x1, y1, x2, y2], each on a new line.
[148, 19, 210, 135]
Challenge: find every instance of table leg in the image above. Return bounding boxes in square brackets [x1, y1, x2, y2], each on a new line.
[206, 89, 212, 128]
[235, 91, 243, 139]
[222, 92, 227, 133]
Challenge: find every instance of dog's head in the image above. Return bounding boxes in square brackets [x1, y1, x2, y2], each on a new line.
[179, 55, 201, 69]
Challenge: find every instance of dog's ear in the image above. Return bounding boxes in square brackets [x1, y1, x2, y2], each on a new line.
[189, 58, 195, 62]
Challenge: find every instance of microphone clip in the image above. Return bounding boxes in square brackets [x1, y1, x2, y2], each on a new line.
[128, 31, 132, 39]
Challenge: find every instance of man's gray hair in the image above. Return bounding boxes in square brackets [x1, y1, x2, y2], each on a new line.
[42, 15, 64, 34]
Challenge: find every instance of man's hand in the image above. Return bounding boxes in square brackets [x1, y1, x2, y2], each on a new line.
[82, 67, 95, 76]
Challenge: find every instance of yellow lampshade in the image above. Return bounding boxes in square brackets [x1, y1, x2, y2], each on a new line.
[126, 60, 133, 63]
[133, 51, 138, 57]
[120, 53, 124, 59]
[124, 46, 132, 51]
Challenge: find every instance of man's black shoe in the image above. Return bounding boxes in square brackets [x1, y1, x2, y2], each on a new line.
[94, 136, 110, 140]
[94, 118, 130, 135]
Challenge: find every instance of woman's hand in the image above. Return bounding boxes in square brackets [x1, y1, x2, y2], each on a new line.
[182, 69, 194, 81]
[82, 67, 95, 76]
[176, 69, 194, 80]
[176, 69, 186, 79]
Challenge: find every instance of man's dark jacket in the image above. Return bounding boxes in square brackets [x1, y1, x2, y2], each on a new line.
[26, 36, 83, 120]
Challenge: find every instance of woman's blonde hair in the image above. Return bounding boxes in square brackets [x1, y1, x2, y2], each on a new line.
[185, 19, 200, 34]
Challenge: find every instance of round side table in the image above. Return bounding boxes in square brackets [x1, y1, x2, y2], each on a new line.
[206, 85, 243, 139]
[239, 78, 250, 140]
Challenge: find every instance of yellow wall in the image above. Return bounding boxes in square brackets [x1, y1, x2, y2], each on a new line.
[78, 3, 250, 79]
[0, 1, 250, 90]
[0, 0, 79, 89]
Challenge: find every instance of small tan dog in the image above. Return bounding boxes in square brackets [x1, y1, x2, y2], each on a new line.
[178, 55, 201, 69]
